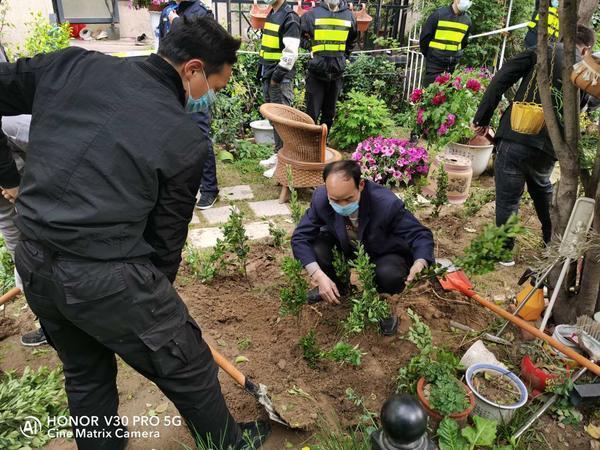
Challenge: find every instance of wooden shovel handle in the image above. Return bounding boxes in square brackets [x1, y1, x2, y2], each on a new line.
[0, 287, 21, 306]
[466, 290, 600, 377]
[208, 343, 246, 387]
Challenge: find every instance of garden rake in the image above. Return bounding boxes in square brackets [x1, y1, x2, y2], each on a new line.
[513, 315, 600, 439]
[208, 345, 291, 428]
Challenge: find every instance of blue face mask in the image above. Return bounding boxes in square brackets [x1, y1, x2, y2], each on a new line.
[550, 0, 559, 7]
[263, 0, 277, 5]
[185, 69, 216, 114]
[330, 200, 359, 217]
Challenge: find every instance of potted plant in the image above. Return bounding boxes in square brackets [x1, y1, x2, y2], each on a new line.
[129, 0, 171, 11]
[396, 310, 475, 425]
[410, 68, 494, 177]
[351, 137, 429, 187]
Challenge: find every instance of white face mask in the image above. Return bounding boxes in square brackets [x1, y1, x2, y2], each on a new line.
[324, 0, 340, 10]
[550, 0, 559, 7]
[457, 0, 472, 12]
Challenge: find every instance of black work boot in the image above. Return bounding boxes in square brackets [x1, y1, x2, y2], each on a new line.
[379, 315, 399, 336]
[237, 421, 271, 449]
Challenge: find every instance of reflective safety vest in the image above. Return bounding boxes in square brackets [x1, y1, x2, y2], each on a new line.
[312, 17, 352, 54]
[260, 21, 283, 62]
[429, 19, 469, 52]
[528, 6, 560, 39]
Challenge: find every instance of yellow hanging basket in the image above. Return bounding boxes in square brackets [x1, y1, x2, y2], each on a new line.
[510, 102, 545, 135]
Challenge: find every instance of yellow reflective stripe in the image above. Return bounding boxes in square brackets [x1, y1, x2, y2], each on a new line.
[429, 41, 459, 51]
[264, 22, 280, 32]
[314, 29, 349, 42]
[312, 43, 346, 52]
[261, 34, 280, 48]
[433, 29, 465, 43]
[314, 18, 351, 27]
[437, 20, 469, 31]
[259, 50, 282, 60]
[528, 21, 536, 29]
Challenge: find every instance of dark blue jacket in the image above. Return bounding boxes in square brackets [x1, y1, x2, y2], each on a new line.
[159, 1, 213, 39]
[291, 181, 435, 267]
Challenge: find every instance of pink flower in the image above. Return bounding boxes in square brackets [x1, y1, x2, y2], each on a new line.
[437, 124, 449, 136]
[452, 77, 463, 90]
[416, 108, 425, 125]
[351, 151, 362, 161]
[432, 93, 447, 106]
[446, 114, 456, 127]
[435, 73, 451, 84]
[392, 171, 402, 179]
[464, 67, 475, 73]
[466, 79, 482, 92]
[410, 88, 423, 103]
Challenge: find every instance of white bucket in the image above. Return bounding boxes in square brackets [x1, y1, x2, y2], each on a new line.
[250, 120, 275, 145]
[465, 363, 528, 424]
[460, 340, 507, 371]
[552, 324, 583, 359]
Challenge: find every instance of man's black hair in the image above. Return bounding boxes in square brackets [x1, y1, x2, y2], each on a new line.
[576, 24, 596, 48]
[323, 160, 362, 188]
[158, 16, 240, 75]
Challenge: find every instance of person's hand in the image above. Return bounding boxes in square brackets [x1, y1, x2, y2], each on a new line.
[168, 10, 178, 23]
[406, 259, 428, 283]
[472, 123, 490, 136]
[313, 271, 340, 305]
[2, 187, 19, 203]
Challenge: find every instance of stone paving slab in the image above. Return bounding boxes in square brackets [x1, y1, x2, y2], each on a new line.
[201, 206, 233, 225]
[220, 185, 254, 201]
[190, 212, 201, 225]
[248, 199, 291, 217]
[187, 227, 224, 249]
[245, 221, 271, 240]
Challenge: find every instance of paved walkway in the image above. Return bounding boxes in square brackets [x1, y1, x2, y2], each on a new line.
[187, 185, 292, 249]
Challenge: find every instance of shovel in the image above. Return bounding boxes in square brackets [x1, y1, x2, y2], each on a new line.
[437, 266, 600, 377]
[0, 286, 290, 426]
[208, 344, 290, 427]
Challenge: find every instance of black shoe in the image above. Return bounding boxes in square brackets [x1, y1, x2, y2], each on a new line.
[196, 193, 218, 210]
[379, 315, 399, 336]
[20, 328, 48, 347]
[307, 287, 322, 304]
[237, 421, 271, 449]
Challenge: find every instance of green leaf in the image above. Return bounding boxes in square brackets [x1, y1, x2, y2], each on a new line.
[218, 150, 234, 162]
[235, 355, 249, 364]
[437, 418, 469, 450]
[460, 416, 498, 447]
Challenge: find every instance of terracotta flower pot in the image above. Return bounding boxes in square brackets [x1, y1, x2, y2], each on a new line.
[354, 3, 372, 32]
[422, 153, 473, 204]
[250, 1, 271, 30]
[416, 377, 475, 426]
[570, 52, 600, 99]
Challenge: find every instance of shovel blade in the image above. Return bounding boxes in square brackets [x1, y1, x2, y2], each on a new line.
[439, 269, 473, 293]
[255, 383, 290, 427]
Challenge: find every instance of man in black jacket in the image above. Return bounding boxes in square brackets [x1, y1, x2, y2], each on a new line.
[300, 0, 357, 132]
[419, 0, 472, 87]
[473, 25, 595, 262]
[0, 17, 268, 450]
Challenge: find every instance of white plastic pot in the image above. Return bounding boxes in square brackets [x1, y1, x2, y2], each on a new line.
[250, 120, 275, 145]
[446, 142, 494, 178]
[465, 363, 528, 424]
[460, 340, 507, 371]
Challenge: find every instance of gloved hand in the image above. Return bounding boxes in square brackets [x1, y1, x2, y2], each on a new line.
[406, 259, 428, 283]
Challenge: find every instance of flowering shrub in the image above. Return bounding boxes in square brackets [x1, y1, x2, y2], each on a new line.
[352, 137, 429, 187]
[410, 68, 492, 150]
[129, 0, 170, 9]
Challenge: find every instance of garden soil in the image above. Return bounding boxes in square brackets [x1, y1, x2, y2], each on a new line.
[0, 199, 595, 449]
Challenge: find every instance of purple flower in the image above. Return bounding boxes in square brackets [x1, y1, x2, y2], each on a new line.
[437, 124, 449, 136]
[410, 88, 424, 103]
[466, 79, 482, 92]
[446, 114, 456, 127]
[417, 108, 425, 125]
[351, 151, 362, 161]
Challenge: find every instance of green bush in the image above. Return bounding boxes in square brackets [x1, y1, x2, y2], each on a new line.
[343, 54, 403, 112]
[330, 91, 394, 150]
[0, 237, 14, 293]
[16, 12, 71, 58]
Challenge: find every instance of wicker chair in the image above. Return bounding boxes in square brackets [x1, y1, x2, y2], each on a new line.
[259, 103, 342, 203]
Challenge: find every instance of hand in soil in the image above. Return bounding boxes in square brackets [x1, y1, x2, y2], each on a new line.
[314, 271, 340, 305]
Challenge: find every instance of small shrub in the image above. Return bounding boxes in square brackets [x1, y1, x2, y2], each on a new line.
[279, 257, 308, 316]
[461, 188, 495, 218]
[268, 221, 286, 248]
[430, 163, 448, 218]
[0, 237, 15, 293]
[237, 337, 252, 351]
[299, 329, 321, 369]
[456, 214, 524, 276]
[322, 342, 364, 366]
[330, 91, 394, 150]
[332, 247, 351, 290]
[233, 139, 273, 161]
[15, 12, 71, 58]
[221, 207, 250, 277]
[344, 243, 390, 334]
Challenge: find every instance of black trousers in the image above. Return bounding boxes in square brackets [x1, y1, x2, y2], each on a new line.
[305, 74, 344, 132]
[313, 233, 409, 294]
[423, 58, 457, 87]
[15, 240, 241, 450]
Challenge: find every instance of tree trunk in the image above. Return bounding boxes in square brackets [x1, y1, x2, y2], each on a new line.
[578, 0, 599, 25]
